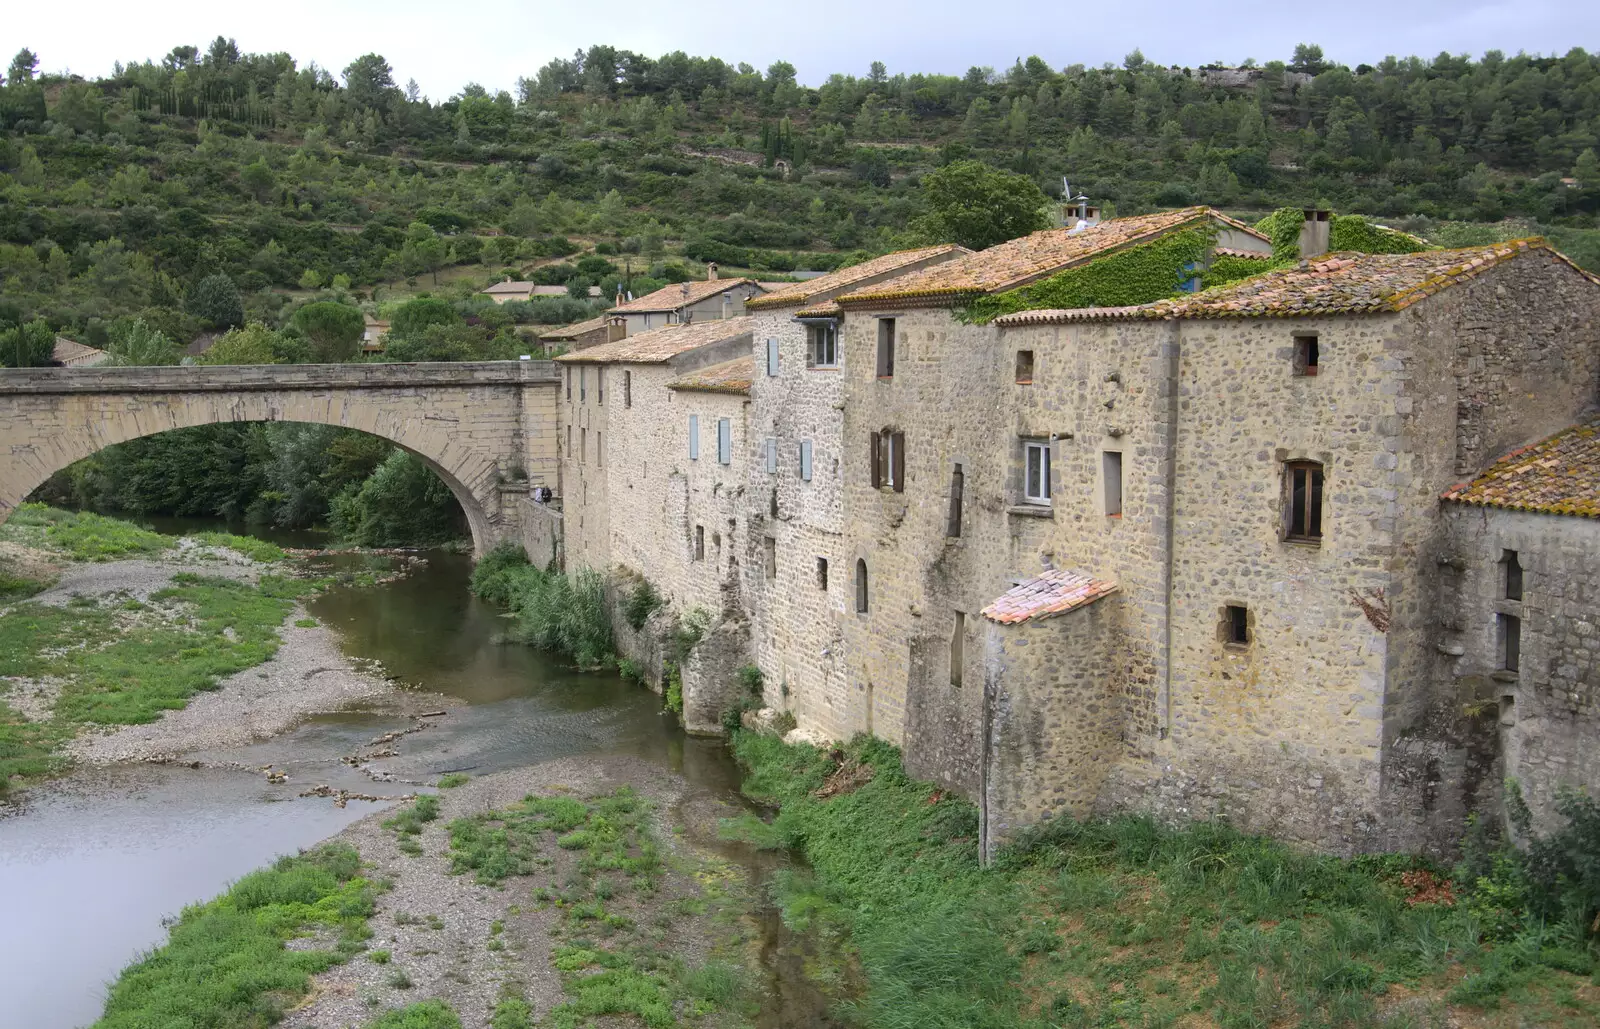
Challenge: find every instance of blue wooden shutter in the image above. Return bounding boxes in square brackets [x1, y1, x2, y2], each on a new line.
[688, 414, 699, 460]
[800, 441, 813, 481]
[718, 418, 732, 465]
[766, 338, 780, 376]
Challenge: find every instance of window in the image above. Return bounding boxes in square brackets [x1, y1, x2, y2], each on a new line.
[807, 323, 838, 367]
[1503, 550, 1523, 601]
[717, 418, 732, 465]
[596, 431, 603, 468]
[565, 366, 571, 400]
[1023, 440, 1052, 504]
[566, 424, 572, 455]
[876, 318, 896, 378]
[694, 525, 705, 561]
[643, 313, 653, 330]
[947, 464, 964, 537]
[766, 337, 780, 376]
[1224, 605, 1250, 647]
[1103, 450, 1123, 517]
[950, 611, 965, 687]
[1499, 613, 1521, 673]
[799, 440, 813, 481]
[765, 437, 778, 474]
[1294, 333, 1319, 376]
[816, 557, 828, 590]
[1015, 350, 1035, 384]
[1284, 462, 1325, 542]
[579, 427, 587, 465]
[623, 370, 632, 408]
[855, 559, 869, 613]
[596, 366, 604, 404]
[580, 367, 587, 402]
[870, 430, 905, 492]
[764, 536, 777, 578]
[688, 414, 700, 460]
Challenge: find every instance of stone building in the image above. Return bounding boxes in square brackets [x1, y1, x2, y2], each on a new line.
[741, 245, 970, 741]
[539, 315, 611, 353]
[606, 272, 766, 339]
[786, 234, 1600, 857]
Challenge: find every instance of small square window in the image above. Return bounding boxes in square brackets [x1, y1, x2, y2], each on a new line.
[1015, 350, 1035, 384]
[1294, 334, 1319, 376]
[1224, 605, 1250, 646]
[876, 319, 896, 378]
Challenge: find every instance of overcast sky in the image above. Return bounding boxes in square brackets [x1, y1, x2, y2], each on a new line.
[5, 0, 1593, 100]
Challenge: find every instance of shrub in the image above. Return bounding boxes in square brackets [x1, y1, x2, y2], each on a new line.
[622, 576, 662, 631]
[469, 541, 532, 606]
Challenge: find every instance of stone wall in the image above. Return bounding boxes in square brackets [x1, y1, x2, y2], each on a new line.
[519, 495, 564, 570]
[0, 361, 559, 556]
[1437, 506, 1600, 835]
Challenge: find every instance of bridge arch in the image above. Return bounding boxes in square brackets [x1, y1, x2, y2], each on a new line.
[0, 362, 562, 556]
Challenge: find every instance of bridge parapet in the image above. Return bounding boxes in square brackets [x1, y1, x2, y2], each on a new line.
[0, 360, 559, 394]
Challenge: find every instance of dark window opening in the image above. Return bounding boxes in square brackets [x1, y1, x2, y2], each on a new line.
[876, 319, 896, 378]
[597, 366, 604, 404]
[855, 559, 869, 613]
[694, 525, 705, 561]
[947, 464, 964, 537]
[1285, 462, 1324, 542]
[764, 537, 777, 578]
[950, 611, 965, 686]
[1294, 334, 1319, 376]
[623, 369, 632, 408]
[580, 366, 587, 402]
[1103, 450, 1123, 517]
[1503, 550, 1523, 601]
[564, 367, 571, 400]
[816, 557, 828, 591]
[1015, 350, 1035, 384]
[871, 430, 905, 491]
[1500, 613, 1521, 673]
[1225, 605, 1250, 646]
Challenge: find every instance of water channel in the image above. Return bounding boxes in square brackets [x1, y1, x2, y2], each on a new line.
[0, 525, 833, 1028]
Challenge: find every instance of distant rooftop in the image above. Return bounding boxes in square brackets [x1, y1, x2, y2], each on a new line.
[981, 569, 1118, 625]
[609, 278, 760, 315]
[667, 356, 754, 395]
[555, 316, 752, 364]
[1443, 418, 1600, 519]
[746, 245, 970, 311]
[539, 315, 610, 341]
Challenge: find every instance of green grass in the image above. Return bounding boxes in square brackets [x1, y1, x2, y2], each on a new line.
[6, 503, 171, 561]
[293, 617, 319, 628]
[191, 531, 286, 564]
[0, 568, 54, 600]
[93, 844, 375, 1028]
[369, 1000, 460, 1028]
[728, 731, 1600, 1029]
[384, 794, 441, 856]
[437, 772, 470, 788]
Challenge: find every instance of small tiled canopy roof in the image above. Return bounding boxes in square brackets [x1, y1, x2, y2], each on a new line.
[836, 207, 1261, 308]
[609, 278, 759, 314]
[992, 239, 1598, 326]
[667, 356, 754, 395]
[746, 245, 969, 310]
[555, 317, 752, 364]
[1442, 419, 1600, 519]
[981, 569, 1117, 625]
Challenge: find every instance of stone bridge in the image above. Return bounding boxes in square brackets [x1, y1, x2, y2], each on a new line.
[0, 361, 560, 555]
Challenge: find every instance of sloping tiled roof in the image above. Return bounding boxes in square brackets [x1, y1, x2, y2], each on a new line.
[52, 336, 108, 366]
[540, 315, 610, 341]
[746, 245, 970, 310]
[1442, 419, 1600, 519]
[1215, 246, 1274, 260]
[992, 239, 1598, 326]
[667, 356, 754, 395]
[482, 280, 536, 294]
[836, 208, 1243, 308]
[980, 569, 1118, 625]
[555, 316, 752, 364]
[609, 278, 759, 314]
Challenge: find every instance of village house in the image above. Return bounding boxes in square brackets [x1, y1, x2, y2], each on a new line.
[480, 279, 601, 304]
[605, 265, 766, 340]
[539, 315, 612, 353]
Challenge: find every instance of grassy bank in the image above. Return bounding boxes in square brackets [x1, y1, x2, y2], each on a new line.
[0, 505, 305, 791]
[469, 542, 613, 669]
[93, 844, 377, 1028]
[728, 731, 1600, 1029]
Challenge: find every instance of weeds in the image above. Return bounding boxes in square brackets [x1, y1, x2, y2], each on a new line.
[384, 794, 441, 856]
[622, 575, 663, 631]
[191, 531, 285, 564]
[8, 504, 170, 561]
[437, 772, 470, 788]
[93, 844, 374, 1028]
[369, 1001, 460, 1029]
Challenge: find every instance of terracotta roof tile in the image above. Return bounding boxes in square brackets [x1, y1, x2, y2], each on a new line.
[745, 245, 969, 310]
[992, 239, 1597, 326]
[609, 278, 760, 314]
[667, 356, 754, 395]
[794, 301, 842, 318]
[1442, 418, 1600, 519]
[539, 315, 610, 341]
[1215, 246, 1274, 260]
[836, 207, 1249, 308]
[482, 280, 537, 294]
[555, 317, 751, 364]
[980, 569, 1118, 625]
[52, 336, 108, 366]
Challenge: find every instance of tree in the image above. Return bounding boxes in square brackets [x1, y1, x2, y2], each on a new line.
[1, 319, 55, 368]
[185, 274, 244, 330]
[344, 53, 397, 113]
[6, 48, 39, 86]
[240, 159, 275, 202]
[291, 301, 365, 363]
[390, 297, 460, 337]
[1289, 44, 1329, 76]
[915, 160, 1050, 251]
[105, 318, 181, 366]
[198, 323, 287, 365]
[401, 222, 448, 285]
[298, 268, 325, 290]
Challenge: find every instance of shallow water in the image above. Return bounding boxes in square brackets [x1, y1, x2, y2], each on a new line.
[0, 540, 833, 1027]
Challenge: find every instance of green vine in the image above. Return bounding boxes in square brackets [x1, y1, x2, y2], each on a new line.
[1200, 254, 1273, 290]
[1255, 208, 1432, 261]
[959, 228, 1215, 324]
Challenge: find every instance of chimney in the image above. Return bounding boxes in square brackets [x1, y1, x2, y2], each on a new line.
[615, 286, 625, 306]
[706, 262, 718, 281]
[1299, 209, 1332, 260]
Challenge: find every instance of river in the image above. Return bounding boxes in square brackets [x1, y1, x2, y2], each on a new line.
[0, 529, 822, 1028]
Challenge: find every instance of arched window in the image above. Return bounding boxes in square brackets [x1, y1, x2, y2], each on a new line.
[855, 559, 869, 613]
